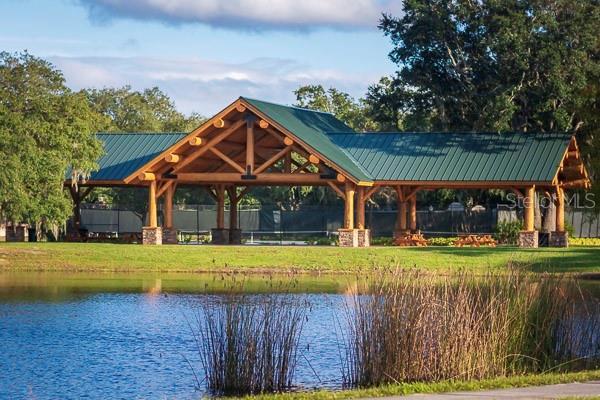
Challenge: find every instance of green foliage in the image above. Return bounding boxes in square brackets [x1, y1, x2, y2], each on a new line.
[371, 237, 394, 246]
[83, 85, 206, 133]
[564, 221, 576, 238]
[427, 237, 458, 246]
[494, 221, 523, 245]
[0, 51, 103, 224]
[372, 0, 600, 200]
[294, 85, 378, 131]
[569, 237, 600, 247]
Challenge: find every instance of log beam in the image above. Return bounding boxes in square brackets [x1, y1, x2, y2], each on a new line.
[189, 137, 203, 146]
[253, 145, 293, 174]
[213, 118, 230, 128]
[165, 154, 180, 163]
[328, 182, 345, 200]
[173, 119, 246, 172]
[139, 172, 156, 181]
[245, 116, 256, 174]
[175, 172, 332, 184]
[209, 147, 246, 174]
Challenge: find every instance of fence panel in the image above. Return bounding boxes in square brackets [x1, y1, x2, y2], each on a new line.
[79, 204, 600, 238]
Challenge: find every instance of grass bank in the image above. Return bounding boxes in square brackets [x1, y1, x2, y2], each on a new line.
[1, 243, 600, 274]
[236, 371, 600, 400]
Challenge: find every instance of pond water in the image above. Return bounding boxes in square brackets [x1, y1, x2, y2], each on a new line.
[1, 272, 599, 400]
[0, 272, 352, 400]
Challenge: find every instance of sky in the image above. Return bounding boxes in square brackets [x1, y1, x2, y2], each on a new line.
[0, 0, 399, 116]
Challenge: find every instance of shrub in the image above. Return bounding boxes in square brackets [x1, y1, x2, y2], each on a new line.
[494, 221, 523, 244]
[371, 237, 394, 246]
[427, 237, 458, 246]
[569, 237, 600, 246]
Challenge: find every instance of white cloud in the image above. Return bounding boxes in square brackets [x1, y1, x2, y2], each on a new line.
[49, 55, 379, 115]
[76, 0, 400, 31]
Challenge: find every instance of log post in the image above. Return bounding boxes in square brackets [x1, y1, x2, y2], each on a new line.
[227, 186, 242, 244]
[161, 183, 178, 244]
[228, 187, 238, 230]
[148, 181, 157, 228]
[142, 180, 162, 245]
[556, 186, 565, 233]
[164, 183, 174, 229]
[518, 185, 538, 248]
[356, 186, 366, 230]
[344, 181, 355, 229]
[216, 184, 225, 229]
[549, 186, 568, 247]
[409, 194, 417, 231]
[524, 185, 535, 231]
[395, 187, 407, 231]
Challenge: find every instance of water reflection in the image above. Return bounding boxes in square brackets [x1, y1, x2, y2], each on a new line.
[0, 272, 598, 400]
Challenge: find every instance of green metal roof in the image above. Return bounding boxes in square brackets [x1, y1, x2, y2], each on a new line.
[79, 99, 571, 186]
[242, 97, 373, 182]
[329, 132, 571, 182]
[88, 133, 185, 181]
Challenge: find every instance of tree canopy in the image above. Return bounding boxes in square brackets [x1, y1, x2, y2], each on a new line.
[0, 51, 103, 224]
[84, 86, 205, 133]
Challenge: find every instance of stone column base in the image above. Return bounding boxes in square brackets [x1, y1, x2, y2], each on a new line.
[211, 228, 230, 245]
[518, 230, 538, 248]
[0, 223, 6, 242]
[6, 225, 29, 242]
[142, 227, 162, 245]
[162, 228, 178, 245]
[549, 231, 569, 248]
[357, 229, 370, 247]
[229, 228, 242, 245]
[338, 229, 358, 247]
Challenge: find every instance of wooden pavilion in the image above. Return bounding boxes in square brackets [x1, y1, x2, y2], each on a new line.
[65, 97, 590, 247]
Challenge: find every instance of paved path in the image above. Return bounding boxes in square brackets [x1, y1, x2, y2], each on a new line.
[365, 381, 600, 399]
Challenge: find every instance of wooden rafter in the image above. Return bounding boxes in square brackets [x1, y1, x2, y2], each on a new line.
[254, 145, 293, 174]
[327, 182, 345, 199]
[172, 119, 246, 173]
[365, 186, 378, 200]
[123, 99, 246, 183]
[209, 147, 246, 173]
[156, 180, 177, 198]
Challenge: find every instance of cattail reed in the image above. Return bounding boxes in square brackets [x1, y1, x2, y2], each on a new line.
[342, 270, 600, 387]
[193, 292, 308, 396]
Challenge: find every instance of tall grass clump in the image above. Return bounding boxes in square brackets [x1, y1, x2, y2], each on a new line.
[342, 270, 600, 387]
[193, 292, 308, 396]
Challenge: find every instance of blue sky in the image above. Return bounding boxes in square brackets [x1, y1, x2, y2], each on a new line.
[0, 0, 398, 115]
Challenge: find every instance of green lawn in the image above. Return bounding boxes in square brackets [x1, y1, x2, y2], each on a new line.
[233, 370, 600, 400]
[1, 242, 599, 274]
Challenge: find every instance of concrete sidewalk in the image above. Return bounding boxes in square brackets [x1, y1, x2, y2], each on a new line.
[364, 380, 600, 399]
